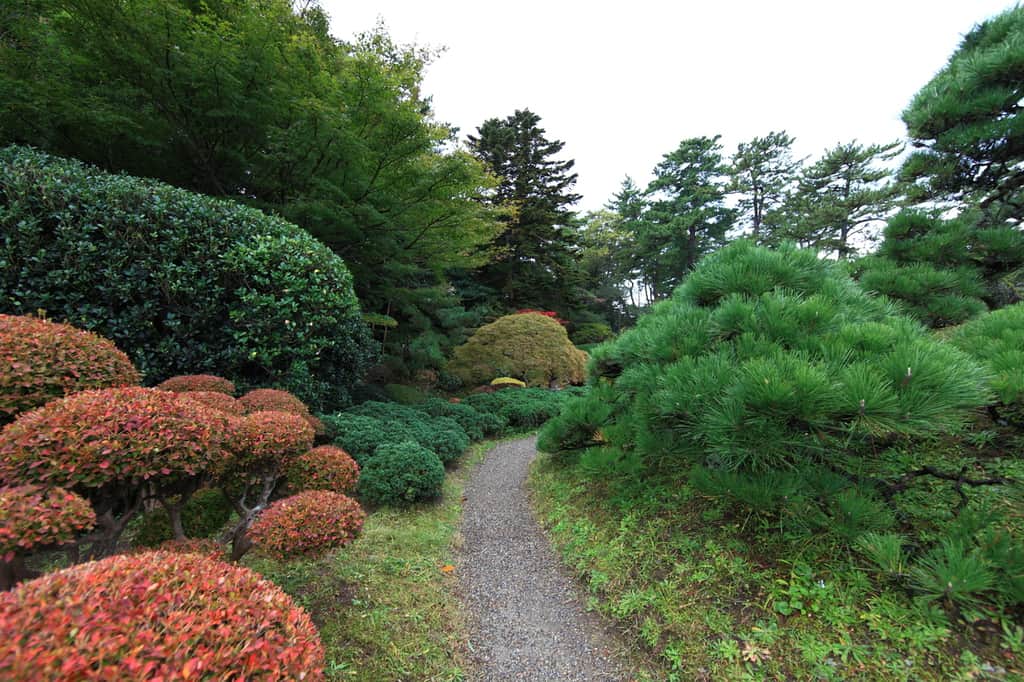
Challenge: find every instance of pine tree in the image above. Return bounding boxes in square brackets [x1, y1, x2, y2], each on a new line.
[728, 131, 803, 240]
[640, 136, 735, 298]
[467, 109, 582, 312]
[779, 141, 901, 258]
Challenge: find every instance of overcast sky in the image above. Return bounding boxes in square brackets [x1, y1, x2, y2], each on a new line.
[321, 1, 1018, 211]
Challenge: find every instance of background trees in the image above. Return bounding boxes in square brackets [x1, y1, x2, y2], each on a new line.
[728, 131, 802, 240]
[467, 109, 583, 313]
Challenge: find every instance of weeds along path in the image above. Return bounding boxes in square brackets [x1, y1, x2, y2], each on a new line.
[458, 435, 630, 681]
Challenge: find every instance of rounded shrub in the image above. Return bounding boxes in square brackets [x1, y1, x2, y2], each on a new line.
[231, 411, 316, 475]
[321, 413, 388, 463]
[541, 241, 989, 475]
[240, 388, 324, 435]
[491, 377, 526, 388]
[287, 445, 360, 495]
[415, 398, 506, 440]
[248, 491, 365, 559]
[0, 314, 140, 422]
[179, 390, 245, 415]
[448, 313, 588, 387]
[132, 488, 234, 548]
[465, 388, 569, 429]
[336, 402, 469, 463]
[0, 145, 374, 411]
[132, 537, 227, 560]
[358, 441, 445, 506]
[0, 387, 233, 491]
[156, 374, 236, 395]
[0, 551, 325, 679]
[0, 485, 95, 559]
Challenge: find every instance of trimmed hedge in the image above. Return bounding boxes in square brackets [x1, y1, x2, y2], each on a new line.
[249, 490, 364, 559]
[358, 441, 445, 506]
[0, 314, 140, 422]
[180, 390, 245, 415]
[448, 313, 588, 387]
[333, 402, 469, 464]
[286, 446, 360, 495]
[156, 374, 235, 395]
[239, 388, 324, 435]
[464, 388, 573, 429]
[414, 398, 507, 440]
[0, 485, 95, 559]
[229, 411, 316, 476]
[0, 145, 374, 410]
[0, 551, 325, 679]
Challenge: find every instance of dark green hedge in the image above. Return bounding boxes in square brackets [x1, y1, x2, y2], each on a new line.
[0, 146, 374, 410]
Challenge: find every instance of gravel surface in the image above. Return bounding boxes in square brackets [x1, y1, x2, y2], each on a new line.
[458, 435, 630, 681]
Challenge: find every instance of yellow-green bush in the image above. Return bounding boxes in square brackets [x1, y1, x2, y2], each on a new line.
[448, 313, 587, 387]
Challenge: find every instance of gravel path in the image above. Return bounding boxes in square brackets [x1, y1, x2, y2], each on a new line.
[458, 436, 629, 681]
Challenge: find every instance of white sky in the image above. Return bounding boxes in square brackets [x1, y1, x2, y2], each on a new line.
[321, 1, 1019, 211]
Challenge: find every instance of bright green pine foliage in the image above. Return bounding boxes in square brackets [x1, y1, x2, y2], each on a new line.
[901, 6, 1024, 215]
[448, 313, 588, 388]
[541, 241, 990, 475]
[0, 146, 373, 410]
[950, 303, 1024, 423]
[855, 211, 1024, 326]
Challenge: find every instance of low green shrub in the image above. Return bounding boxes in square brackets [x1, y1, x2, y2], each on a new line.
[132, 488, 234, 548]
[383, 384, 428, 405]
[465, 388, 573, 429]
[321, 413, 390, 464]
[358, 441, 445, 506]
[323, 407, 469, 465]
[415, 398, 506, 440]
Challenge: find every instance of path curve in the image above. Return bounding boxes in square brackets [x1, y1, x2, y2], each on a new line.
[458, 435, 629, 681]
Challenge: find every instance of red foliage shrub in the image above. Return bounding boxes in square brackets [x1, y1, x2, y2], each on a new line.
[248, 491, 364, 560]
[0, 314, 140, 421]
[0, 486, 95, 560]
[0, 387, 234, 490]
[155, 374, 235, 395]
[287, 446, 359, 495]
[230, 411, 316, 474]
[239, 388, 324, 434]
[180, 390, 245, 416]
[0, 551, 325, 679]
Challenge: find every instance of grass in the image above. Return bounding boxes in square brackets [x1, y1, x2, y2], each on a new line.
[528, 432, 1024, 681]
[244, 439, 496, 681]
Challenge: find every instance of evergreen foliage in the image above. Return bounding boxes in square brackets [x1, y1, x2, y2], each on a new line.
[448, 313, 588, 388]
[0, 147, 373, 410]
[901, 6, 1024, 220]
[950, 303, 1024, 423]
[358, 442, 445, 506]
[728, 131, 802, 240]
[541, 240, 989, 482]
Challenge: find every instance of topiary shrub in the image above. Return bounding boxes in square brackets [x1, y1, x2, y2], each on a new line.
[130, 537, 227, 560]
[0, 145, 374, 411]
[131, 488, 234, 548]
[358, 441, 445, 506]
[950, 303, 1024, 424]
[0, 387, 235, 555]
[415, 398, 506, 440]
[286, 446, 360, 495]
[179, 390, 246, 415]
[0, 551, 325, 679]
[156, 374, 236, 395]
[218, 411, 315, 560]
[491, 377, 526, 388]
[321, 413, 389, 463]
[248, 491, 364, 560]
[465, 388, 570, 429]
[342, 402, 469, 463]
[541, 241, 989, 518]
[0, 485, 95, 589]
[448, 313, 588, 387]
[239, 388, 324, 435]
[0, 314, 140, 423]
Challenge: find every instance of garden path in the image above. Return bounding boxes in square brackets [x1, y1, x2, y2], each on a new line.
[458, 435, 630, 681]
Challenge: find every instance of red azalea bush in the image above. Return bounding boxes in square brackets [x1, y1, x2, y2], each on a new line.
[231, 411, 316, 474]
[0, 314, 140, 422]
[239, 388, 324, 435]
[0, 387, 234, 490]
[0, 486, 95, 560]
[248, 491, 364, 560]
[180, 390, 245, 416]
[0, 551, 325, 679]
[156, 374, 236, 395]
[287, 446, 360, 495]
